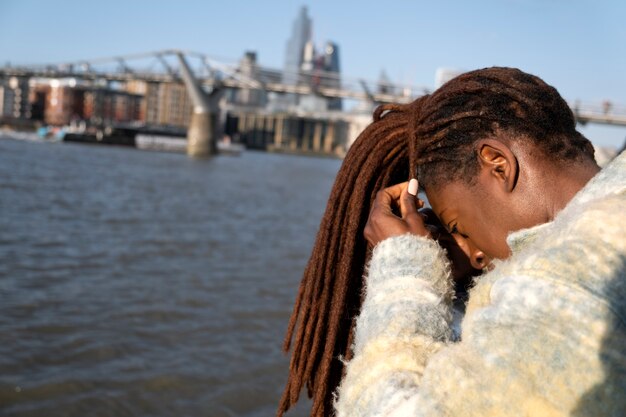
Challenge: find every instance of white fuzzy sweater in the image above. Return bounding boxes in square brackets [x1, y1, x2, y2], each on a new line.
[335, 152, 626, 417]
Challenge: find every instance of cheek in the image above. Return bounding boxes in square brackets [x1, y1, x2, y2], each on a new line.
[468, 213, 510, 259]
[479, 229, 512, 259]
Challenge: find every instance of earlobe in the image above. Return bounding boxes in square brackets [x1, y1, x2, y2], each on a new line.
[476, 139, 518, 192]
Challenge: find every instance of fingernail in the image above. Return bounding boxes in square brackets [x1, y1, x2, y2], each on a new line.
[408, 178, 418, 196]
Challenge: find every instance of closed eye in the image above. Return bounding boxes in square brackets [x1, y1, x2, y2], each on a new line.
[451, 224, 469, 239]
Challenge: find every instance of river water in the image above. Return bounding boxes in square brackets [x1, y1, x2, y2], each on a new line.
[0, 135, 340, 416]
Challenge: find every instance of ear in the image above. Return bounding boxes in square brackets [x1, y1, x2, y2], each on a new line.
[476, 139, 518, 192]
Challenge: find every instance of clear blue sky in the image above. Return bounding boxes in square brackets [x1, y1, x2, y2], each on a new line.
[1, 0, 624, 147]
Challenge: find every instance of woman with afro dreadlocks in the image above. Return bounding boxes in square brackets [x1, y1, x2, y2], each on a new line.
[278, 67, 625, 417]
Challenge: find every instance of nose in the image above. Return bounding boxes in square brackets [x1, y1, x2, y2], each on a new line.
[469, 249, 489, 270]
[451, 234, 491, 271]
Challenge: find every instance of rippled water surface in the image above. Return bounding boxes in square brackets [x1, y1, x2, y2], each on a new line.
[0, 136, 340, 416]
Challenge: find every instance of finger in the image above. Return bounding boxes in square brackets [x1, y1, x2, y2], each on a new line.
[400, 182, 430, 236]
[373, 181, 409, 215]
[402, 199, 426, 231]
[407, 178, 425, 209]
[399, 183, 419, 219]
[381, 181, 409, 203]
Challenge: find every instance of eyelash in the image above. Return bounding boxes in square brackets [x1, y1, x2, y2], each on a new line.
[451, 225, 468, 239]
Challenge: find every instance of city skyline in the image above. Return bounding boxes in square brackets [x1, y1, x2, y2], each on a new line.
[1, 0, 625, 146]
[282, 6, 342, 111]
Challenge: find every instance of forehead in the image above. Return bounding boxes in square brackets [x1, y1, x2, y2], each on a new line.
[425, 181, 478, 221]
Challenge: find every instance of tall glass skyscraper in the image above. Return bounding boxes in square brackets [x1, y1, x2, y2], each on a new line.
[283, 6, 312, 89]
[280, 6, 342, 111]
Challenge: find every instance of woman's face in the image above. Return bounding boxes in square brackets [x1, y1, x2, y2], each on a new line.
[426, 179, 518, 268]
[420, 208, 482, 288]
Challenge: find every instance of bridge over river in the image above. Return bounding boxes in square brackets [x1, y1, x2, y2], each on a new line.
[2, 49, 624, 156]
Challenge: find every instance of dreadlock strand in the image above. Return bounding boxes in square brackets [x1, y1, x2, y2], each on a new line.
[278, 113, 412, 417]
[290, 185, 351, 390]
[309, 134, 410, 415]
[407, 97, 427, 180]
[281, 179, 349, 407]
[320, 119, 410, 404]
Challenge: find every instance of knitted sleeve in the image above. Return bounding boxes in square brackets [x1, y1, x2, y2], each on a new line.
[334, 233, 454, 416]
[335, 188, 626, 417]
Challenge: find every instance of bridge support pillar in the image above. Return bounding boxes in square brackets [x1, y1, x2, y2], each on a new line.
[176, 51, 222, 157]
[324, 122, 334, 153]
[275, 116, 284, 148]
[312, 121, 322, 151]
[187, 111, 216, 157]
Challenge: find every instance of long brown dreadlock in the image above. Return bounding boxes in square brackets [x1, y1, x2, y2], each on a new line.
[277, 67, 595, 417]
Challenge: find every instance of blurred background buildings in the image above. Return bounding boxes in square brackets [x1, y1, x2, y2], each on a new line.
[0, 6, 360, 156]
[0, 5, 624, 157]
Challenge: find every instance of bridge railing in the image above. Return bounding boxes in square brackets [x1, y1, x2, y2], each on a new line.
[568, 101, 626, 126]
[0, 49, 431, 103]
[568, 101, 626, 117]
[1, 49, 625, 123]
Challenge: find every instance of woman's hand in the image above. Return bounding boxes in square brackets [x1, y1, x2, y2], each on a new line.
[364, 180, 431, 248]
[364, 180, 482, 290]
